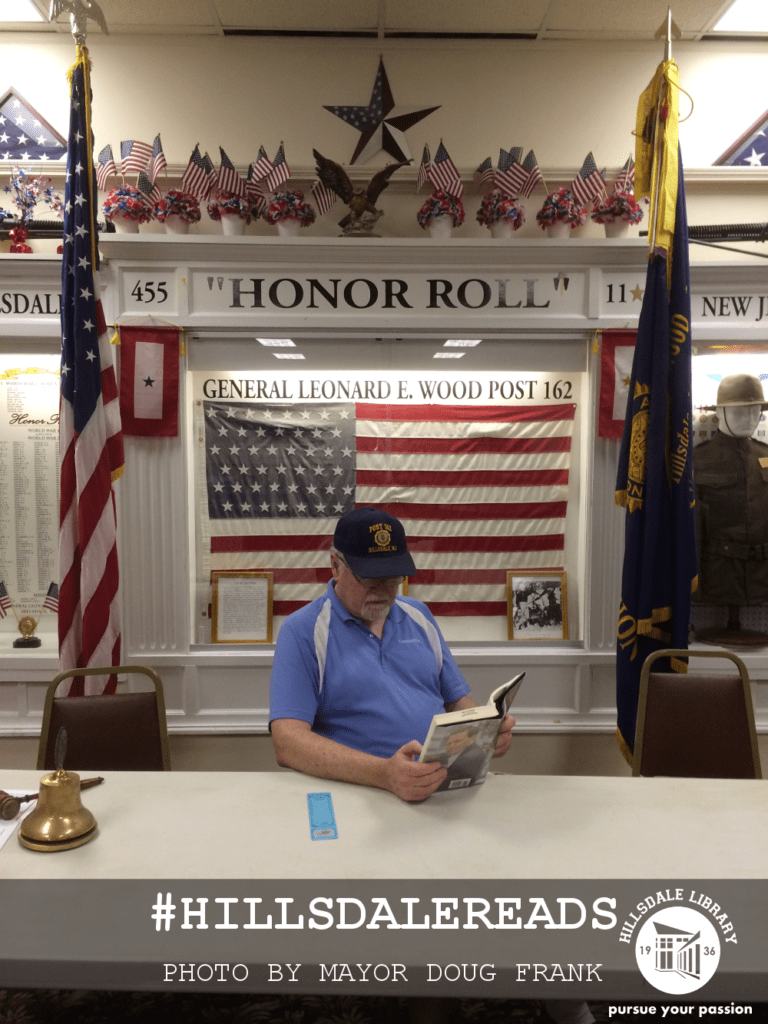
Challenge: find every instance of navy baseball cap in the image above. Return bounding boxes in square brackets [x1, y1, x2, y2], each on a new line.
[333, 507, 417, 578]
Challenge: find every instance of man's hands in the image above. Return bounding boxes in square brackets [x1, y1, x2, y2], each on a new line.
[492, 714, 515, 759]
[384, 740, 447, 802]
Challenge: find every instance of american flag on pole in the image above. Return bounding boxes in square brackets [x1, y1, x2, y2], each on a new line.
[217, 147, 247, 197]
[428, 141, 463, 199]
[494, 148, 527, 198]
[416, 143, 432, 193]
[95, 144, 115, 191]
[201, 399, 574, 619]
[203, 151, 218, 197]
[264, 143, 291, 192]
[181, 144, 208, 198]
[0, 580, 11, 618]
[615, 155, 635, 193]
[149, 134, 167, 183]
[473, 156, 494, 192]
[246, 164, 267, 217]
[571, 152, 606, 207]
[519, 149, 544, 199]
[136, 170, 162, 210]
[311, 177, 337, 216]
[252, 144, 275, 182]
[59, 51, 124, 696]
[43, 582, 59, 613]
[120, 139, 152, 177]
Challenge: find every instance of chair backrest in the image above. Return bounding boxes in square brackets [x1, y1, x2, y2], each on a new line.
[37, 666, 171, 771]
[633, 648, 761, 779]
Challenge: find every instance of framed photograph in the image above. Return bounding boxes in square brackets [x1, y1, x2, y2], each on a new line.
[211, 571, 273, 644]
[506, 570, 568, 641]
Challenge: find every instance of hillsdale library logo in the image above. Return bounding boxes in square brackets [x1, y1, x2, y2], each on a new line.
[619, 890, 734, 995]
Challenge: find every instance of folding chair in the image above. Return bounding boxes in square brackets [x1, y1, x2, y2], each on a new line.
[633, 648, 761, 779]
[37, 665, 171, 771]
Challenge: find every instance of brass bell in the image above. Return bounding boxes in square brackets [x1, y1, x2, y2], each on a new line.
[19, 768, 97, 852]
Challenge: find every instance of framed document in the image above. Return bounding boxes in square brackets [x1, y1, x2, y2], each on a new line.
[507, 570, 568, 641]
[211, 571, 273, 644]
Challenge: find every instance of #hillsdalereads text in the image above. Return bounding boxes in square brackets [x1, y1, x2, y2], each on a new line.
[418, 674, 524, 792]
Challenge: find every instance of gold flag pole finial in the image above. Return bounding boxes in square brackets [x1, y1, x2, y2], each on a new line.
[647, 10, 682, 254]
[654, 8, 681, 63]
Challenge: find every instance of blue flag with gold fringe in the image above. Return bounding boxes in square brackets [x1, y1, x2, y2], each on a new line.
[615, 144, 698, 761]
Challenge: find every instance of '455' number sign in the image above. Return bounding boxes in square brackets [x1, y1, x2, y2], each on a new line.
[123, 274, 176, 312]
[130, 280, 169, 304]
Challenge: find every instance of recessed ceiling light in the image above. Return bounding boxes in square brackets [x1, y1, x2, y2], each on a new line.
[713, 0, 768, 32]
[273, 352, 305, 360]
[257, 338, 295, 347]
[434, 352, 465, 359]
[444, 339, 482, 347]
[0, 0, 44, 21]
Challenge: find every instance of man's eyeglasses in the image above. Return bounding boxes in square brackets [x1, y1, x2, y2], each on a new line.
[334, 553, 405, 589]
[349, 570, 405, 589]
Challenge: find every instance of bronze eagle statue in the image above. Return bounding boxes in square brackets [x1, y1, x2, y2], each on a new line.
[313, 149, 410, 231]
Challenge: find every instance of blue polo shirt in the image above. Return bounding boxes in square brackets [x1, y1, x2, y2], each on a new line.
[269, 580, 470, 758]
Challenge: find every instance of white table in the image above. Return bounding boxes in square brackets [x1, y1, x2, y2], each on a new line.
[1, 770, 767, 1000]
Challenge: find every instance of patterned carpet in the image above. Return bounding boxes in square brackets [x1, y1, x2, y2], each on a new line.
[1, 994, 767, 1024]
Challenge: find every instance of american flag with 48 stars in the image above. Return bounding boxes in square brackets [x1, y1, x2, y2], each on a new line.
[202, 398, 575, 619]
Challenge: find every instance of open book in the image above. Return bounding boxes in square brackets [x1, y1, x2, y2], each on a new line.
[418, 673, 524, 792]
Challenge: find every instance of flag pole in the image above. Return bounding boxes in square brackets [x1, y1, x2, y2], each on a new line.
[648, 9, 674, 253]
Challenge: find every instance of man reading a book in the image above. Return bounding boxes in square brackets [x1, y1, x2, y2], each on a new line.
[269, 506, 513, 802]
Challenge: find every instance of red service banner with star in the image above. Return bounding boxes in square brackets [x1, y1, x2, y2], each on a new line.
[118, 325, 179, 436]
[599, 329, 637, 438]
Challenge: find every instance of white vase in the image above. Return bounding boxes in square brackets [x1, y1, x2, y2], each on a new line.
[165, 213, 190, 235]
[276, 218, 302, 237]
[604, 220, 630, 238]
[429, 214, 453, 240]
[491, 219, 516, 239]
[547, 220, 570, 239]
[221, 215, 247, 236]
[112, 214, 140, 234]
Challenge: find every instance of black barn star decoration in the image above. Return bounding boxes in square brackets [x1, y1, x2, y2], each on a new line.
[144, 376, 155, 387]
[324, 58, 439, 165]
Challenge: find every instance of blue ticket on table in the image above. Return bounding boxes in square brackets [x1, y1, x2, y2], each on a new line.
[307, 792, 338, 840]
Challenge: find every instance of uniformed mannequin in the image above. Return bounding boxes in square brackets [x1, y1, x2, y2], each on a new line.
[694, 374, 768, 621]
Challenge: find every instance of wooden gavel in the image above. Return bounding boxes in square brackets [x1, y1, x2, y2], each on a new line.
[0, 777, 104, 820]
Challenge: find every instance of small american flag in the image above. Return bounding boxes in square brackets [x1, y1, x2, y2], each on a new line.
[311, 178, 337, 216]
[246, 164, 267, 216]
[203, 152, 218, 197]
[137, 170, 162, 209]
[252, 145, 274, 182]
[43, 582, 59, 613]
[615, 155, 635, 193]
[149, 134, 166, 183]
[182, 144, 208, 198]
[264, 144, 290, 192]
[416, 144, 432, 193]
[571, 152, 606, 207]
[95, 144, 116, 191]
[217, 147, 246, 197]
[428, 141, 462, 199]
[519, 149, 544, 199]
[473, 157, 494, 192]
[0, 580, 11, 618]
[120, 139, 153, 177]
[494, 148, 527, 198]
[203, 400, 574, 620]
